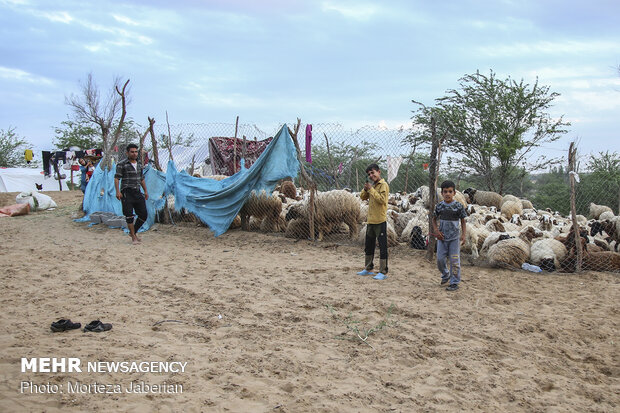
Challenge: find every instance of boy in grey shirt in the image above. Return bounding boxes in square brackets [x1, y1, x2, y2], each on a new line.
[432, 180, 467, 291]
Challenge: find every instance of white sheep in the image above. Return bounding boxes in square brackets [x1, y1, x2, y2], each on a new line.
[500, 194, 520, 208]
[285, 189, 360, 241]
[500, 199, 523, 220]
[463, 188, 503, 209]
[521, 199, 534, 209]
[400, 213, 430, 243]
[412, 185, 467, 209]
[462, 224, 490, 259]
[357, 222, 399, 247]
[487, 226, 542, 269]
[240, 190, 283, 232]
[529, 238, 567, 272]
[589, 203, 613, 219]
[599, 211, 615, 221]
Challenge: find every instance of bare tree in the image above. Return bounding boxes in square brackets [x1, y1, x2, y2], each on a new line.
[66, 73, 130, 169]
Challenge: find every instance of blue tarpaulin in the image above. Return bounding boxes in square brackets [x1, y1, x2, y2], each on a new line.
[76, 125, 299, 237]
[165, 125, 299, 236]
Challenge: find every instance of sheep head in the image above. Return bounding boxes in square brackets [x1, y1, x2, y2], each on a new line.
[463, 187, 476, 203]
[285, 203, 303, 221]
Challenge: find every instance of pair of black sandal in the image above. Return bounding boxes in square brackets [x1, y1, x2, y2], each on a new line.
[50, 319, 112, 333]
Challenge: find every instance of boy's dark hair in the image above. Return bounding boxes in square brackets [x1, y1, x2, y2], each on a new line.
[126, 143, 138, 152]
[365, 163, 380, 173]
[440, 180, 456, 191]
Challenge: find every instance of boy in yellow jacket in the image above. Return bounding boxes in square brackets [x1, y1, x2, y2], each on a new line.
[357, 164, 389, 280]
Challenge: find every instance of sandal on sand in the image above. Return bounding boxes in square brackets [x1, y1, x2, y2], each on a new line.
[373, 272, 388, 280]
[50, 319, 81, 332]
[356, 269, 375, 276]
[83, 320, 113, 333]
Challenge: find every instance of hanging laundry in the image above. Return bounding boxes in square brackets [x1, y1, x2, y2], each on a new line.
[55, 151, 66, 162]
[305, 124, 312, 163]
[42, 151, 52, 176]
[387, 156, 404, 184]
[24, 149, 33, 164]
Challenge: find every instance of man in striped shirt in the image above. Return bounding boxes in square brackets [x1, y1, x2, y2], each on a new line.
[115, 144, 149, 244]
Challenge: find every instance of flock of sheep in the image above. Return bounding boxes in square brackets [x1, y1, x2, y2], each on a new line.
[169, 179, 620, 273]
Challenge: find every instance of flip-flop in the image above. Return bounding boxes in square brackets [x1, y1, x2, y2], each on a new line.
[356, 269, 375, 276]
[50, 319, 81, 332]
[373, 272, 388, 280]
[83, 320, 113, 333]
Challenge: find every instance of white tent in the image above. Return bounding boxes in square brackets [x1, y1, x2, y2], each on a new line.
[0, 168, 69, 192]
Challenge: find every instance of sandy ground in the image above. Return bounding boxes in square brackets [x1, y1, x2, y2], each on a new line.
[0, 190, 618, 412]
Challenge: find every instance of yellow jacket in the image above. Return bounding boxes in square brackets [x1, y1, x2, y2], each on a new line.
[360, 178, 389, 224]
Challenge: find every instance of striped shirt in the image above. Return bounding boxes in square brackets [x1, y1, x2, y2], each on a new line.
[115, 159, 144, 191]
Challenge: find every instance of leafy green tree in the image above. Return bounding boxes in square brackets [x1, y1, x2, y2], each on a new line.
[0, 127, 31, 167]
[530, 166, 571, 214]
[405, 70, 569, 194]
[53, 119, 101, 150]
[389, 152, 432, 193]
[153, 131, 196, 150]
[579, 151, 620, 214]
[300, 140, 380, 191]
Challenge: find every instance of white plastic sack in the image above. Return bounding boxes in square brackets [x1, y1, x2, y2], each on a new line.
[15, 190, 57, 211]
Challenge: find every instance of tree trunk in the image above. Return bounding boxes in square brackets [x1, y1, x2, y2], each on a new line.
[426, 117, 439, 262]
[288, 118, 316, 241]
[568, 142, 582, 272]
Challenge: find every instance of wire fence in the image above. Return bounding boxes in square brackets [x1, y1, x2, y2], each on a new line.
[138, 121, 619, 274]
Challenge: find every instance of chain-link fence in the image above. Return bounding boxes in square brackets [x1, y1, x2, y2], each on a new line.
[140, 122, 619, 274]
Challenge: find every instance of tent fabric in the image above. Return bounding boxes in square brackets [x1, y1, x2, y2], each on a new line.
[75, 163, 165, 233]
[167, 125, 298, 236]
[152, 142, 211, 173]
[208, 136, 273, 176]
[76, 125, 299, 237]
[0, 168, 69, 192]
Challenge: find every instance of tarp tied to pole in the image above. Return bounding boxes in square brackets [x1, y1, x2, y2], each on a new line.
[76, 125, 299, 237]
[166, 125, 299, 236]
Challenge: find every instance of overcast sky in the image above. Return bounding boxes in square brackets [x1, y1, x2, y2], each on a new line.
[1, 0, 619, 158]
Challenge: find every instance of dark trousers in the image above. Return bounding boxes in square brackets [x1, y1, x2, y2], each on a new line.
[364, 221, 388, 273]
[121, 188, 148, 232]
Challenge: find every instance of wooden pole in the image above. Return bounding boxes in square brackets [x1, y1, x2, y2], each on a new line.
[147, 117, 161, 171]
[165, 111, 173, 161]
[426, 117, 439, 262]
[568, 142, 582, 272]
[242, 135, 247, 169]
[233, 116, 239, 173]
[323, 132, 339, 189]
[288, 118, 316, 241]
[138, 122, 150, 166]
[189, 154, 196, 176]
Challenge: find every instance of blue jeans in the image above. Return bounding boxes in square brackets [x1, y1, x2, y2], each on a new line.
[437, 238, 461, 285]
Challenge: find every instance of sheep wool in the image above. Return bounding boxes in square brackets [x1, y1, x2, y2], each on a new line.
[463, 188, 503, 209]
[357, 222, 399, 247]
[279, 180, 297, 200]
[598, 211, 615, 221]
[286, 189, 360, 241]
[240, 190, 283, 232]
[530, 238, 567, 272]
[500, 194, 520, 208]
[521, 199, 534, 209]
[589, 203, 613, 220]
[500, 200, 523, 220]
